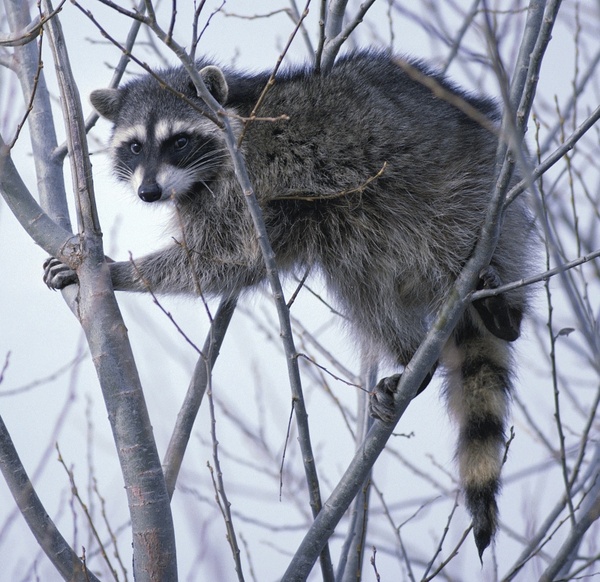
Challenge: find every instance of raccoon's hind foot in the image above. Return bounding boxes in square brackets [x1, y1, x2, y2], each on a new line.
[369, 374, 402, 424]
[369, 371, 433, 424]
[43, 257, 78, 290]
[473, 265, 523, 342]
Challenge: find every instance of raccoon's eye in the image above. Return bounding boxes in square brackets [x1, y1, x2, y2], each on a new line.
[174, 135, 189, 150]
[130, 142, 142, 155]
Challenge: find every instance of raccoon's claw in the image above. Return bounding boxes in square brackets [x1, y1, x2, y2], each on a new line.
[43, 257, 78, 290]
[369, 374, 402, 424]
[479, 265, 502, 288]
[474, 265, 522, 342]
[370, 369, 435, 423]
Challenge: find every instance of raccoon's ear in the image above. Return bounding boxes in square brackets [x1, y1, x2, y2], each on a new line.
[199, 65, 228, 104]
[89, 88, 122, 122]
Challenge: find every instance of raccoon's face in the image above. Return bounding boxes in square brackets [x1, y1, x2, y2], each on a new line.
[90, 64, 230, 203]
[110, 118, 225, 203]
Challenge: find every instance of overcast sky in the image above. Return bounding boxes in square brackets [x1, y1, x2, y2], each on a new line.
[1, 2, 598, 580]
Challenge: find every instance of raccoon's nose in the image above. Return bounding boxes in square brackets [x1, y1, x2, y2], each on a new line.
[138, 182, 162, 203]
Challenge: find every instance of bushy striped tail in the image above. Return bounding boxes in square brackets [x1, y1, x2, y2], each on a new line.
[442, 309, 513, 558]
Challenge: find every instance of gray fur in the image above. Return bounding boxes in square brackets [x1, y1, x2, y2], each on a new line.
[46, 51, 535, 556]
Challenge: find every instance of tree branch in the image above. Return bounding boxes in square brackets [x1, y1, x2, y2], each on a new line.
[4, 0, 72, 231]
[0, 135, 76, 259]
[0, 0, 65, 47]
[120, 10, 336, 580]
[52, 0, 146, 162]
[319, 0, 378, 74]
[163, 295, 238, 498]
[0, 414, 101, 582]
[42, 1, 178, 578]
[504, 103, 600, 206]
[539, 451, 600, 581]
[335, 360, 376, 580]
[471, 248, 600, 301]
[281, 0, 557, 577]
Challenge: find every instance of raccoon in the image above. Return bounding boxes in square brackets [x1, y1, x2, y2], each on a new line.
[44, 51, 534, 557]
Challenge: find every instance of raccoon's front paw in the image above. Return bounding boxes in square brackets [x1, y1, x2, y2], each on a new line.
[369, 374, 402, 424]
[43, 257, 78, 290]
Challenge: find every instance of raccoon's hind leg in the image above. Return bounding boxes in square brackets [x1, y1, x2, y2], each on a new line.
[473, 265, 523, 342]
[442, 310, 512, 558]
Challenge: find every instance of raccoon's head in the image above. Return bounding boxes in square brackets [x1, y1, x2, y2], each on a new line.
[90, 65, 229, 203]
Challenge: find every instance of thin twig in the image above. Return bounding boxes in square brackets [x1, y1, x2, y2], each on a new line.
[422, 524, 473, 582]
[236, 0, 311, 146]
[295, 353, 362, 388]
[206, 373, 245, 581]
[270, 162, 387, 202]
[123, 11, 335, 581]
[441, 0, 482, 74]
[56, 446, 120, 582]
[0, 415, 99, 581]
[163, 295, 238, 498]
[422, 493, 462, 579]
[471, 247, 600, 301]
[0, 0, 66, 47]
[0, 352, 87, 397]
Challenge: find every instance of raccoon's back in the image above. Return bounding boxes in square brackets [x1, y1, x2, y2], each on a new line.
[236, 53, 500, 265]
[243, 54, 495, 197]
[231, 51, 533, 355]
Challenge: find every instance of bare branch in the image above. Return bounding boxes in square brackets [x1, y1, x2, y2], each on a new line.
[0, 134, 76, 260]
[206, 378, 245, 581]
[539, 464, 600, 581]
[282, 0, 558, 577]
[335, 361, 377, 580]
[56, 446, 121, 581]
[441, 0, 482, 74]
[421, 494, 462, 580]
[94, 0, 144, 21]
[3, 0, 71, 231]
[0, 0, 65, 47]
[163, 296, 238, 498]
[319, 0, 378, 73]
[52, 0, 147, 162]
[42, 1, 178, 578]
[0, 415, 100, 582]
[120, 10, 336, 580]
[236, 0, 311, 146]
[505, 103, 600, 206]
[288, 0, 314, 55]
[471, 247, 600, 301]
